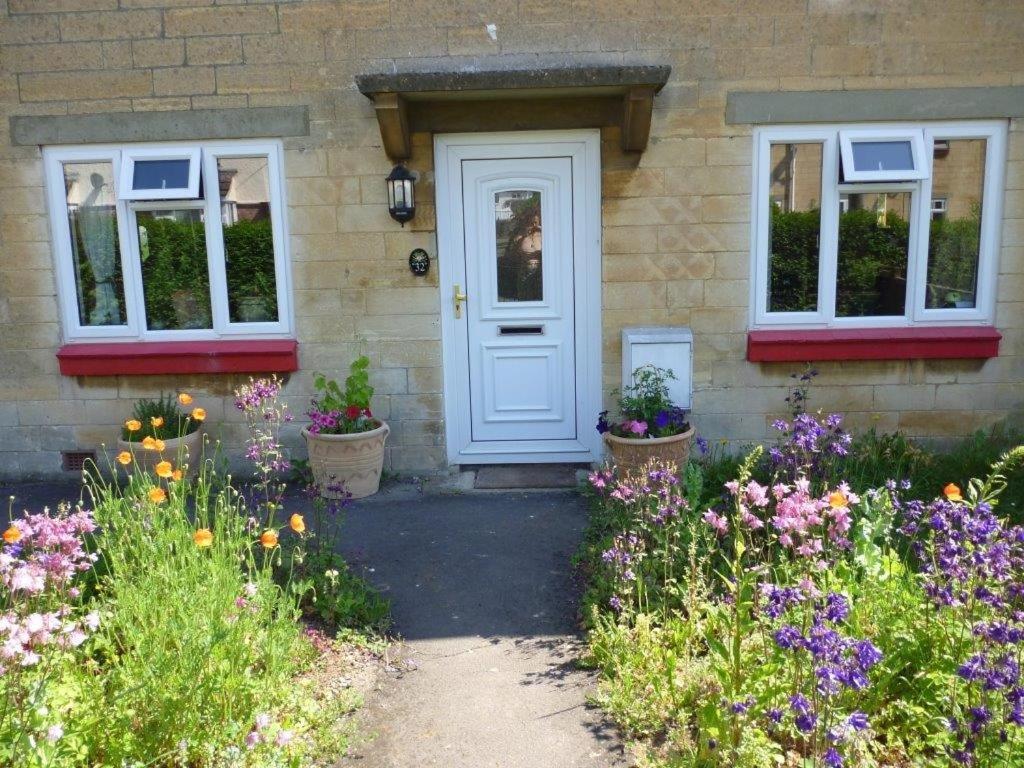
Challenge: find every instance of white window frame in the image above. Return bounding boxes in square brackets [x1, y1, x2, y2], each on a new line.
[118, 146, 202, 200]
[44, 140, 293, 343]
[838, 127, 929, 182]
[750, 121, 1007, 330]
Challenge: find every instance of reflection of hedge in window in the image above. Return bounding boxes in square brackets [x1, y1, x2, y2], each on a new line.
[926, 204, 981, 309]
[137, 212, 212, 331]
[768, 205, 820, 313]
[224, 219, 278, 323]
[836, 208, 910, 317]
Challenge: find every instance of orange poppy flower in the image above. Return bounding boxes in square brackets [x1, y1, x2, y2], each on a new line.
[141, 436, 157, 451]
[259, 530, 279, 549]
[150, 416, 164, 428]
[171, 469, 183, 482]
[2, 525, 21, 545]
[944, 483, 963, 502]
[154, 439, 166, 452]
[190, 407, 206, 422]
[828, 491, 847, 509]
[193, 528, 213, 548]
[155, 460, 174, 479]
[148, 487, 167, 504]
[178, 393, 193, 406]
[116, 451, 132, 466]
[125, 419, 142, 432]
[289, 514, 305, 533]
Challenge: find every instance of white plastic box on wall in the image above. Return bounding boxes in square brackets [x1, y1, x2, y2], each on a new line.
[621, 327, 693, 410]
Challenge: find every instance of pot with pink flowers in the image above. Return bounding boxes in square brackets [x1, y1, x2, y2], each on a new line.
[597, 364, 693, 477]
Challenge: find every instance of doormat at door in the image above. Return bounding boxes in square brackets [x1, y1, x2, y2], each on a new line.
[472, 464, 583, 490]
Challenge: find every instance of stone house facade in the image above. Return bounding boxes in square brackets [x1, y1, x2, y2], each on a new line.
[1, 0, 1022, 478]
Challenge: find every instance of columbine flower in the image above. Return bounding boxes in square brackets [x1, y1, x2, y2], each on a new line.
[148, 488, 167, 504]
[289, 514, 305, 533]
[193, 528, 213, 548]
[190, 407, 206, 422]
[155, 460, 174, 479]
[177, 392, 193, 406]
[259, 530, 279, 549]
[124, 419, 141, 432]
[3, 525, 22, 544]
[116, 451, 132, 465]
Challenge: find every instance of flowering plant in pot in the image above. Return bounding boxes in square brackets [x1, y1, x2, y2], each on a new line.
[301, 356, 389, 499]
[597, 364, 693, 475]
[116, 392, 206, 476]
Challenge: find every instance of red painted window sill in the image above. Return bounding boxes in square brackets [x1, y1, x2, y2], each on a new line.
[57, 340, 299, 376]
[747, 327, 1001, 362]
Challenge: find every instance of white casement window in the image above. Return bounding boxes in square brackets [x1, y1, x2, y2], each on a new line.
[750, 121, 1007, 329]
[43, 140, 292, 342]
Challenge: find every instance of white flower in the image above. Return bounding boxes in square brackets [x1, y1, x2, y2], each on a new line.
[46, 724, 64, 742]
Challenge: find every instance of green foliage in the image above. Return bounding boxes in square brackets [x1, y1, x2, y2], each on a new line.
[927, 204, 981, 308]
[120, 392, 199, 441]
[313, 356, 374, 413]
[767, 205, 820, 312]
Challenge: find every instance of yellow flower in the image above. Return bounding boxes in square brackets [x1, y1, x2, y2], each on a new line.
[944, 483, 963, 502]
[150, 416, 164, 428]
[828, 491, 847, 509]
[171, 469, 183, 482]
[289, 514, 305, 534]
[3, 525, 21, 545]
[148, 487, 167, 504]
[116, 451, 132, 466]
[155, 460, 173, 479]
[190, 407, 206, 422]
[178, 393, 193, 406]
[193, 528, 213, 548]
[259, 530, 279, 549]
[154, 439, 166, 453]
[125, 419, 142, 432]
[141, 436, 158, 451]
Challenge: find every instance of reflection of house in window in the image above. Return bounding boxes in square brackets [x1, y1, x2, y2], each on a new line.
[218, 157, 271, 225]
[931, 197, 948, 220]
[769, 144, 821, 212]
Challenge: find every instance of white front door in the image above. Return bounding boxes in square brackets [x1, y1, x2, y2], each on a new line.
[435, 131, 602, 464]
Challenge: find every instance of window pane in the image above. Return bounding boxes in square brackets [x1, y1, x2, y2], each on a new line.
[495, 190, 542, 302]
[836, 191, 911, 317]
[133, 159, 190, 191]
[62, 161, 125, 326]
[851, 141, 915, 172]
[218, 156, 279, 323]
[767, 142, 822, 313]
[926, 139, 986, 309]
[136, 208, 212, 330]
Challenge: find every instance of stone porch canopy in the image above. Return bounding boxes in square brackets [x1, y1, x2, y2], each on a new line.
[355, 60, 671, 160]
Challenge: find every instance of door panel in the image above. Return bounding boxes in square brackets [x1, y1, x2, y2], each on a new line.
[462, 158, 577, 443]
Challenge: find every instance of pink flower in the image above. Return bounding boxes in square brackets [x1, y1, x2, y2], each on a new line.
[724, 480, 740, 495]
[245, 730, 262, 749]
[624, 420, 648, 436]
[703, 510, 728, 535]
[275, 729, 294, 747]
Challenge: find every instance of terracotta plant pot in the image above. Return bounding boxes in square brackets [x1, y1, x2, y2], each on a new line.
[117, 428, 204, 477]
[301, 422, 390, 500]
[603, 426, 695, 477]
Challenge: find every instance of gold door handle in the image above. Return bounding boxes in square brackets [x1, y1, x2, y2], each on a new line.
[453, 284, 467, 319]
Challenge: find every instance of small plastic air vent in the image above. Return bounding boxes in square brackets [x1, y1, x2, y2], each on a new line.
[61, 451, 96, 473]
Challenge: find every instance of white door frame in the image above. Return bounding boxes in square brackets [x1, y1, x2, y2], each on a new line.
[434, 129, 602, 465]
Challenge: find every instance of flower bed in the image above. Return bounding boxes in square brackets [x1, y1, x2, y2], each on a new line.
[579, 381, 1024, 767]
[0, 380, 387, 767]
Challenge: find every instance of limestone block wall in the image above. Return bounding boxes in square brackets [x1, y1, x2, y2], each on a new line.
[0, 1, 1023, 479]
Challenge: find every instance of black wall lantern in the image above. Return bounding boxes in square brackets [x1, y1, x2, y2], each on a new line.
[386, 163, 416, 226]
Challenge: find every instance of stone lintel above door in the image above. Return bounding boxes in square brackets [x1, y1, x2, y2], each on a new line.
[355, 58, 671, 160]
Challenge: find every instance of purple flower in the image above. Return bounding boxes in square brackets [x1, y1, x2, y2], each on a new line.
[823, 747, 844, 767]
[847, 711, 869, 731]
